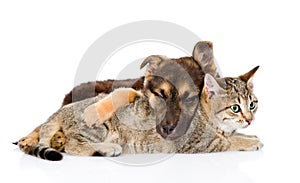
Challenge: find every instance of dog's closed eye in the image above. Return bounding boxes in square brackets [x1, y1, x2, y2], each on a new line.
[182, 95, 198, 103]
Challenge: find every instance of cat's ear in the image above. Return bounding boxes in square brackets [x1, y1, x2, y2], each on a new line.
[204, 74, 225, 98]
[140, 55, 168, 76]
[239, 66, 259, 89]
[193, 41, 221, 78]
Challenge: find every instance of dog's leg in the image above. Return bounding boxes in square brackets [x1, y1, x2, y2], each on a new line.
[83, 88, 142, 127]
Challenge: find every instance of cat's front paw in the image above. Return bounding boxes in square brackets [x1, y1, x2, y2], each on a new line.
[242, 135, 264, 151]
[242, 140, 264, 151]
[229, 134, 264, 151]
[92, 143, 122, 157]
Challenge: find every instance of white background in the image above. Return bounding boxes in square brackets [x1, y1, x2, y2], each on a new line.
[1, 1, 299, 183]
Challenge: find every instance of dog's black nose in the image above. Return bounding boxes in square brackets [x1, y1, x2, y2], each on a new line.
[162, 125, 175, 135]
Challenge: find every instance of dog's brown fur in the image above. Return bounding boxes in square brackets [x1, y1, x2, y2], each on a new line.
[62, 77, 145, 106]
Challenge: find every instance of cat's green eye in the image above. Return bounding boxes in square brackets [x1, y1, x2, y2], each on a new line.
[230, 105, 240, 113]
[249, 101, 256, 110]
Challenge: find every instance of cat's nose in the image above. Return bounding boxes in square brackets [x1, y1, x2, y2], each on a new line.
[162, 124, 175, 135]
[246, 119, 253, 125]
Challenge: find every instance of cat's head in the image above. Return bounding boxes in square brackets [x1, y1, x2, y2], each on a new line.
[203, 66, 259, 134]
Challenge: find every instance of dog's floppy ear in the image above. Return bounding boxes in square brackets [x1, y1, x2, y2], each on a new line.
[193, 41, 221, 78]
[140, 55, 168, 76]
[140, 55, 166, 69]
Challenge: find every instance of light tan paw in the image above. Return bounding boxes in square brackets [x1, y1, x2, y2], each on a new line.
[241, 140, 264, 151]
[92, 143, 122, 157]
[18, 137, 38, 152]
[229, 134, 264, 151]
[82, 104, 101, 127]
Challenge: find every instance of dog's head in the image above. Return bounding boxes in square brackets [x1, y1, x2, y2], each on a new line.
[140, 41, 216, 140]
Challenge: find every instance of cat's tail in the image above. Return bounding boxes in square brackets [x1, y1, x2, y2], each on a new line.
[25, 144, 63, 161]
